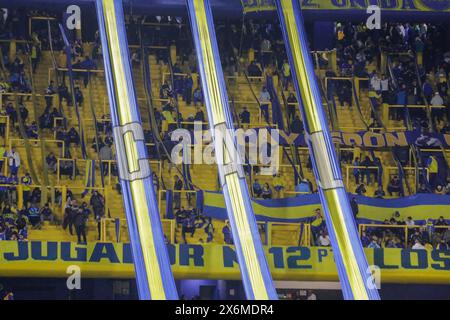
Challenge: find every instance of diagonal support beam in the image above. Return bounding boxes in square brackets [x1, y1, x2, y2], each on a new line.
[186, 0, 277, 300]
[276, 0, 380, 300]
[96, 0, 178, 300]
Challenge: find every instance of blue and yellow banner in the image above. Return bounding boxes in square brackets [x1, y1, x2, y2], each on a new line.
[204, 192, 450, 223]
[0, 241, 449, 284]
[176, 129, 450, 148]
[285, 130, 450, 148]
[242, 0, 449, 12]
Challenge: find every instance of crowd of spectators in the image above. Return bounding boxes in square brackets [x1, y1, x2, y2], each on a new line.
[62, 190, 105, 244]
[0, 8, 449, 249]
[175, 206, 214, 244]
[360, 213, 449, 250]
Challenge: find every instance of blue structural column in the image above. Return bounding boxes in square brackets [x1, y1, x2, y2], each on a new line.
[276, 0, 380, 300]
[95, 0, 178, 300]
[186, 0, 277, 300]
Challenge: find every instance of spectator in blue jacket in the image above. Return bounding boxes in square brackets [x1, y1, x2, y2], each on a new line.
[253, 179, 262, 198]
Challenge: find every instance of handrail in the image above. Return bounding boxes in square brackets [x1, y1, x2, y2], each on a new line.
[388, 104, 446, 109]
[100, 218, 175, 244]
[139, 28, 168, 189]
[12, 94, 40, 185]
[315, 67, 339, 131]
[58, 23, 87, 159]
[87, 71, 106, 190]
[24, 41, 50, 206]
[413, 55, 433, 131]
[9, 138, 65, 157]
[166, 45, 196, 191]
[386, 55, 415, 195]
[228, 48, 302, 186]
[278, 78, 304, 181]
[56, 157, 162, 186]
[351, 77, 370, 129]
[47, 20, 67, 123]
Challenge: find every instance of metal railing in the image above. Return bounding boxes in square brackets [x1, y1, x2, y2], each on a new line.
[100, 217, 175, 243]
[359, 223, 450, 248]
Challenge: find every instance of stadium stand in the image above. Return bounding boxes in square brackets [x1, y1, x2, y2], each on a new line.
[0, 8, 448, 255]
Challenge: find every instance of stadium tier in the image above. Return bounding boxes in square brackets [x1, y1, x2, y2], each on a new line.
[0, 0, 449, 301]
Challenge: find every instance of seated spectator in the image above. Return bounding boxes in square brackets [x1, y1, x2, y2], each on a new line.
[160, 81, 173, 99]
[26, 121, 39, 139]
[318, 230, 331, 247]
[247, 61, 262, 77]
[412, 239, 425, 250]
[368, 236, 381, 249]
[67, 127, 80, 146]
[104, 133, 113, 147]
[239, 107, 250, 125]
[194, 107, 205, 123]
[387, 176, 403, 196]
[193, 87, 203, 106]
[261, 183, 272, 199]
[430, 92, 443, 106]
[360, 231, 371, 247]
[60, 159, 75, 179]
[273, 173, 285, 198]
[355, 183, 366, 195]
[374, 185, 386, 199]
[26, 202, 41, 228]
[435, 184, 446, 195]
[175, 206, 188, 226]
[40, 202, 55, 224]
[46, 152, 57, 173]
[405, 216, 415, 227]
[436, 239, 449, 251]
[92, 136, 105, 151]
[253, 179, 262, 198]
[290, 115, 304, 134]
[434, 216, 448, 235]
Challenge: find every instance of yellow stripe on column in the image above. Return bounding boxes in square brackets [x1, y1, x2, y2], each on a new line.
[226, 174, 269, 299]
[279, 0, 369, 300]
[279, 0, 322, 133]
[192, 0, 269, 299]
[102, 0, 166, 300]
[323, 189, 369, 299]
